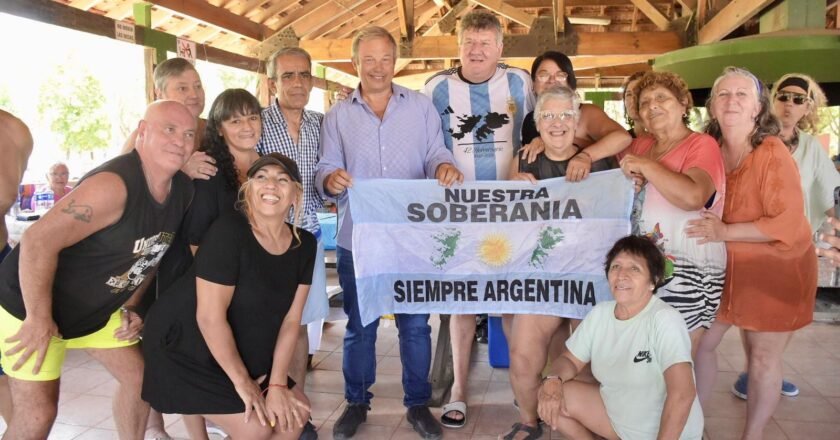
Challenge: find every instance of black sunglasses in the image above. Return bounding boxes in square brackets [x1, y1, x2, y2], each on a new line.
[775, 92, 809, 105]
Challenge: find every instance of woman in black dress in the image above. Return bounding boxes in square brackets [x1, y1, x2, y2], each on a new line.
[142, 153, 316, 439]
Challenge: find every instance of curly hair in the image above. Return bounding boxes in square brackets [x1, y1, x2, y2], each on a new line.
[236, 178, 304, 248]
[703, 67, 780, 149]
[200, 89, 262, 191]
[631, 71, 693, 125]
[771, 73, 827, 134]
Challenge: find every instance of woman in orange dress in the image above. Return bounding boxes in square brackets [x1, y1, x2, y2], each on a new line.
[686, 67, 817, 440]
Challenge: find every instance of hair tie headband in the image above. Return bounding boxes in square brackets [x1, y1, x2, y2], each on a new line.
[777, 76, 811, 98]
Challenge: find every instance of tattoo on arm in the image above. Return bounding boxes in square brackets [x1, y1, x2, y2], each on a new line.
[61, 199, 93, 223]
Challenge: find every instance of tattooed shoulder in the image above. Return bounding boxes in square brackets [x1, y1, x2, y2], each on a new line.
[61, 199, 93, 223]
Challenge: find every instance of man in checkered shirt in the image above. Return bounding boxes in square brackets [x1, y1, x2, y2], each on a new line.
[256, 46, 328, 440]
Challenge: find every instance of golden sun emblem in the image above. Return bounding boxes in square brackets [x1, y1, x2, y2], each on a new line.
[478, 233, 513, 267]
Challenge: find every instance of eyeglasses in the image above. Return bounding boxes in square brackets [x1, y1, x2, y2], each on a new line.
[537, 110, 577, 122]
[775, 92, 809, 105]
[535, 71, 568, 83]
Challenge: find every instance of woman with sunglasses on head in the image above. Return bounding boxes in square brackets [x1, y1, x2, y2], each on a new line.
[618, 71, 726, 360]
[502, 85, 616, 440]
[520, 51, 632, 182]
[727, 74, 840, 401]
[687, 67, 816, 440]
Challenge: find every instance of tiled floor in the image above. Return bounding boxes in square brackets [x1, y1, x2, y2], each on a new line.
[1, 315, 838, 440]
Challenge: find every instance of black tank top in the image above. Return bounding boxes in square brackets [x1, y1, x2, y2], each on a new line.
[0, 150, 193, 338]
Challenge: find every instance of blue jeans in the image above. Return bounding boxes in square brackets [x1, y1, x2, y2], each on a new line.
[337, 247, 432, 407]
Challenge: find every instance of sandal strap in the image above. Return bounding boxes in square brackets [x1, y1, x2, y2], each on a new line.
[503, 422, 543, 440]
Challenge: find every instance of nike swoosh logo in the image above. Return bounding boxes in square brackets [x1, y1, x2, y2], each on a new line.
[633, 354, 649, 363]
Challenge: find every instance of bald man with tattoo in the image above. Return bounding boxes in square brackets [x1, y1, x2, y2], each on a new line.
[0, 101, 195, 439]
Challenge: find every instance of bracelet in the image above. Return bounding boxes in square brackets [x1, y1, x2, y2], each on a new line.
[120, 305, 138, 314]
[541, 375, 564, 385]
[262, 383, 288, 395]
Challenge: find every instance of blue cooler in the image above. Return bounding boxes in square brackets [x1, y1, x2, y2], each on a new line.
[317, 213, 337, 250]
[488, 315, 509, 368]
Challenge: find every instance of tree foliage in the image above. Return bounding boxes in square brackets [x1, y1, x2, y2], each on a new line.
[37, 63, 111, 154]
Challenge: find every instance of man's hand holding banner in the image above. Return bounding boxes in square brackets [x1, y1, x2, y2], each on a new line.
[348, 169, 634, 325]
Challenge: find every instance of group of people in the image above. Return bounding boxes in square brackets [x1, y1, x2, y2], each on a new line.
[0, 7, 834, 440]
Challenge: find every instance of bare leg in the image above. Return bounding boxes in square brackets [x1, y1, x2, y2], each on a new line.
[203, 387, 309, 440]
[289, 326, 309, 387]
[508, 315, 562, 431]
[689, 327, 705, 360]
[184, 414, 211, 440]
[145, 409, 173, 439]
[0, 375, 12, 423]
[742, 330, 792, 440]
[87, 346, 150, 440]
[5, 377, 59, 439]
[695, 321, 731, 407]
[444, 314, 476, 423]
[544, 380, 619, 440]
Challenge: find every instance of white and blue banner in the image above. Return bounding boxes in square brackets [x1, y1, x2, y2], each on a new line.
[349, 169, 634, 326]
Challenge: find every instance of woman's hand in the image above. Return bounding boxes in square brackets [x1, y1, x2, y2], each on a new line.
[519, 138, 545, 163]
[537, 378, 567, 430]
[565, 151, 592, 182]
[685, 211, 728, 244]
[234, 376, 269, 427]
[181, 151, 217, 180]
[510, 172, 538, 184]
[266, 386, 309, 432]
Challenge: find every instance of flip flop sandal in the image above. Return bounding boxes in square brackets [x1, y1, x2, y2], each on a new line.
[440, 401, 467, 428]
[502, 422, 543, 440]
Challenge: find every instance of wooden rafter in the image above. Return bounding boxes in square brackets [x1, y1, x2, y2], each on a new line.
[301, 31, 682, 62]
[628, 0, 670, 30]
[68, 0, 102, 10]
[306, 0, 387, 40]
[247, 0, 295, 24]
[145, 0, 270, 41]
[470, 0, 536, 29]
[422, 0, 472, 36]
[698, 0, 774, 44]
[396, 0, 416, 39]
[261, 0, 331, 35]
[553, 0, 565, 33]
[507, 0, 671, 6]
[104, 1, 135, 20]
[324, 2, 393, 39]
[228, 0, 269, 16]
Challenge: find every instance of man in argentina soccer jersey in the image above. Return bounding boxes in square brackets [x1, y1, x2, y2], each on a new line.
[423, 10, 533, 430]
[424, 10, 534, 182]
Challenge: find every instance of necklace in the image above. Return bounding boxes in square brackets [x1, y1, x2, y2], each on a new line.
[725, 146, 749, 173]
[140, 161, 172, 201]
[648, 130, 692, 162]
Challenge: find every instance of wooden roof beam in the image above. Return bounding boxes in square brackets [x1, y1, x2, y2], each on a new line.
[698, 0, 775, 44]
[553, 0, 565, 33]
[629, 0, 670, 30]
[470, 0, 536, 29]
[506, 0, 670, 7]
[308, 0, 388, 40]
[301, 31, 682, 62]
[262, 0, 331, 32]
[145, 0, 271, 41]
[396, 0, 416, 40]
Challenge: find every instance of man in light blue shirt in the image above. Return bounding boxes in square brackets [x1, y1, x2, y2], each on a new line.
[315, 26, 462, 440]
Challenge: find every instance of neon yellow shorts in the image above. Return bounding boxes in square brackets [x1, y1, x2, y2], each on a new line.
[0, 306, 137, 381]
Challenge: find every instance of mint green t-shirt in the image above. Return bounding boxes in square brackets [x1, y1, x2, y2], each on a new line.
[567, 296, 704, 440]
